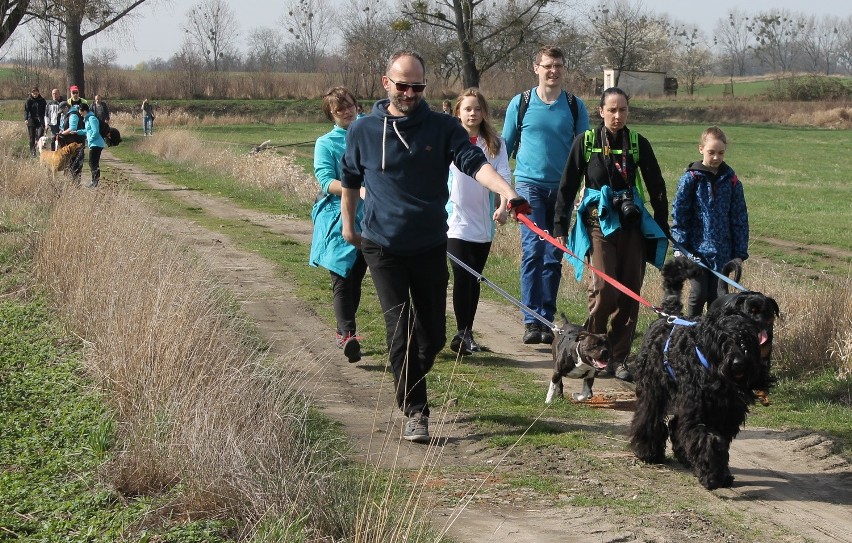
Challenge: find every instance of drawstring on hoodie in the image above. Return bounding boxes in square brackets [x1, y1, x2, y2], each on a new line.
[381, 116, 410, 171]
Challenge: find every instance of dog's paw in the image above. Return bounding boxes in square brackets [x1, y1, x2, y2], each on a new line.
[571, 391, 593, 402]
[545, 381, 563, 404]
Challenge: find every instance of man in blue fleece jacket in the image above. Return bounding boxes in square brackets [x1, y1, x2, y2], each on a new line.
[340, 50, 528, 443]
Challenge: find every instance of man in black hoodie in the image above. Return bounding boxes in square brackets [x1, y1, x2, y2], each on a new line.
[24, 86, 47, 157]
[340, 50, 530, 443]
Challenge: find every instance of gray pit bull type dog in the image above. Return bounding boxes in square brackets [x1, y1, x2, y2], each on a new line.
[545, 317, 611, 403]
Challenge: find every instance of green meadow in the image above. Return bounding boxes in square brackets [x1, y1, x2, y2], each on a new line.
[190, 120, 852, 257]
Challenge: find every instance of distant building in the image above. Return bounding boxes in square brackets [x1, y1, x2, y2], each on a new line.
[603, 69, 676, 97]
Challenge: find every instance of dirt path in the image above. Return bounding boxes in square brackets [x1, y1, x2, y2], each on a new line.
[102, 154, 852, 543]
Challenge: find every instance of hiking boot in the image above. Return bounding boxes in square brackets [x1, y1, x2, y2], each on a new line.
[611, 361, 634, 383]
[540, 326, 555, 345]
[450, 331, 472, 356]
[523, 322, 541, 344]
[337, 331, 361, 363]
[403, 412, 430, 443]
[467, 331, 482, 352]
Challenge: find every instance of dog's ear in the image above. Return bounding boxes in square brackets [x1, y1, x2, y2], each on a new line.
[769, 297, 780, 318]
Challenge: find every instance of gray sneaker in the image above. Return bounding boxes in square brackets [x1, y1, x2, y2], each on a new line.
[403, 413, 430, 443]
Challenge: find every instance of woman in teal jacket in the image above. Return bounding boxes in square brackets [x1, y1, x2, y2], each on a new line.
[64, 102, 105, 187]
[309, 86, 366, 363]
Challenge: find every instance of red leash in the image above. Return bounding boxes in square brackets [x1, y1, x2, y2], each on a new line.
[516, 213, 660, 313]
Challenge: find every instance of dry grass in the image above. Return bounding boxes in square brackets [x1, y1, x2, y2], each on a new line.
[0, 121, 442, 540]
[139, 129, 316, 205]
[30, 188, 359, 538]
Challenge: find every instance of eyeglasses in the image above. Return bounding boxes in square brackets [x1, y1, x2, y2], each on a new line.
[536, 63, 565, 70]
[386, 77, 426, 93]
[71, 91, 79, 94]
[334, 102, 357, 115]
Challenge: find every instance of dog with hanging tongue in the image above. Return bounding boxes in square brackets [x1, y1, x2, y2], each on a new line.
[545, 315, 611, 404]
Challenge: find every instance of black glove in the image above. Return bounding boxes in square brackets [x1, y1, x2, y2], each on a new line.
[507, 197, 532, 216]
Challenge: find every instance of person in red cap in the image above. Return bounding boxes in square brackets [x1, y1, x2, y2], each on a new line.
[67, 85, 88, 107]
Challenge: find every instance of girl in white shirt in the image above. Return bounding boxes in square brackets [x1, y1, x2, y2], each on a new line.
[447, 88, 513, 355]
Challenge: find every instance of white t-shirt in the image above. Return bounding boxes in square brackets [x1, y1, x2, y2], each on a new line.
[447, 135, 512, 243]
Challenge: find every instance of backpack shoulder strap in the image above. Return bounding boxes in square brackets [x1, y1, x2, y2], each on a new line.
[583, 129, 598, 163]
[630, 130, 646, 201]
[510, 88, 533, 159]
[564, 90, 579, 132]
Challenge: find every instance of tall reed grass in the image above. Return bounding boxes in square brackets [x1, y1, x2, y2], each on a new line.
[0, 121, 449, 540]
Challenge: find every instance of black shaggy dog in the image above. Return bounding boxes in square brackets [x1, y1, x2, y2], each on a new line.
[545, 316, 611, 404]
[629, 258, 773, 490]
[710, 261, 780, 404]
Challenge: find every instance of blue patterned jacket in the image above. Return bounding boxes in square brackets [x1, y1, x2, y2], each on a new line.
[671, 162, 749, 271]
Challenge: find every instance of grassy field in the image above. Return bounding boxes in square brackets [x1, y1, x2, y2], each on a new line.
[173, 121, 852, 259]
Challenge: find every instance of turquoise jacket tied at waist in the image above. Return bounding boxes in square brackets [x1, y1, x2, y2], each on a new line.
[566, 186, 669, 281]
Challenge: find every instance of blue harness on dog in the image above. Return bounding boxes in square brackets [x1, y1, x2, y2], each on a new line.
[663, 317, 710, 382]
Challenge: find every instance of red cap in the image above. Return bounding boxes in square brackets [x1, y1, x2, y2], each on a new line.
[69, 85, 79, 92]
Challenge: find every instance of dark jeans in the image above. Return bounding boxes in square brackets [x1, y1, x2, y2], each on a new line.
[448, 238, 491, 332]
[27, 122, 44, 155]
[88, 146, 103, 186]
[68, 145, 86, 183]
[330, 250, 368, 334]
[686, 268, 719, 317]
[361, 238, 449, 418]
[515, 182, 563, 324]
[585, 225, 646, 364]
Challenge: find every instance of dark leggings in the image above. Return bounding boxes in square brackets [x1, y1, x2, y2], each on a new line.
[686, 268, 720, 317]
[447, 238, 492, 332]
[330, 251, 368, 334]
[88, 146, 103, 186]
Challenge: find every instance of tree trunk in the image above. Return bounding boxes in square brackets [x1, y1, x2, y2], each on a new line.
[65, 11, 85, 95]
[452, 0, 480, 88]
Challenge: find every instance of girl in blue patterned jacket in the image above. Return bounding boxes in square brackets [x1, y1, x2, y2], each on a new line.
[671, 126, 749, 316]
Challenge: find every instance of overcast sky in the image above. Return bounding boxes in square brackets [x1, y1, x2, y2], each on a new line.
[80, 0, 851, 67]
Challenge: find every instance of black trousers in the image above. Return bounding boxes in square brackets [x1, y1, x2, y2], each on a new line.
[330, 250, 368, 334]
[88, 146, 103, 186]
[27, 122, 44, 154]
[361, 238, 448, 418]
[447, 237, 491, 333]
[686, 268, 720, 317]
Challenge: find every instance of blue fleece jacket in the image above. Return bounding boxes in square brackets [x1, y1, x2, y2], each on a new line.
[671, 161, 749, 271]
[340, 99, 489, 255]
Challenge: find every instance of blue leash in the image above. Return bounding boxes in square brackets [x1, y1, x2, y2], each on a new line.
[446, 251, 557, 333]
[667, 236, 750, 293]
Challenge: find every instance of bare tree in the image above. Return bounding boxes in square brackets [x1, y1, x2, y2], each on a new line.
[713, 10, 753, 77]
[747, 10, 805, 73]
[799, 15, 843, 75]
[1, 0, 30, 49]
[400, 0, 557, 89]
[26, 0, 151, 96]
[838, 16, 852, 76]
[672, 27, 711, 95]
[283, 0, 333, 72]
[339, 0, 403, 98]
[590, 0, 672, 85]
[245, 27, 283, 72]
[183, 0, 239, 72]
[26, 0, 64, 68]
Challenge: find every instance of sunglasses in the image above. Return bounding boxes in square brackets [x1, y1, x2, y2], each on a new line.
[387, 77, 426, 93]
